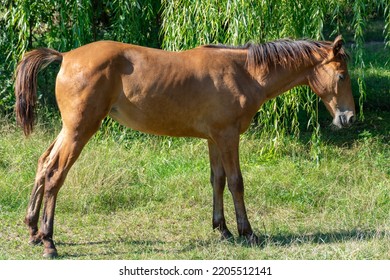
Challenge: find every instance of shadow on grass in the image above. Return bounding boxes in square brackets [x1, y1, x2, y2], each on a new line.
[56, 239, 178, 259]
[54, 228, 388, 259]
[294, 109, 390, 149]
[262, 228, 388, 247]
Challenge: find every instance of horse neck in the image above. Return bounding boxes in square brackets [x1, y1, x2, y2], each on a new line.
[254, 63, 313, 101]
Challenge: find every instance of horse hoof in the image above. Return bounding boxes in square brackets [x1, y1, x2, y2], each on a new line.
[43, 248, 58, 259]
[244, 233, 264, 247]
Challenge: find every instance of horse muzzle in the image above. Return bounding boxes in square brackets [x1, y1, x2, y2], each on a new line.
[332, 110, 355, 129]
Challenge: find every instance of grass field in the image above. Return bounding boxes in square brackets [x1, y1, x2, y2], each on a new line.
[0, 43, 389, 260]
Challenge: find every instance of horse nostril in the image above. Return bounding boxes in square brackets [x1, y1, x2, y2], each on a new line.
[348, 115, 355, 124]
[339, 115, 347, 126]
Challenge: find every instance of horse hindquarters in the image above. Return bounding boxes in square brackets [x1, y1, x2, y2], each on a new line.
[26, 62, 118, 257]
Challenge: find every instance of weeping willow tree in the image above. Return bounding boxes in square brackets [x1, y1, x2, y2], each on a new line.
[161, 0, 390, 159]
[0, 0, 160, 115]
[1, 0, 389, 159]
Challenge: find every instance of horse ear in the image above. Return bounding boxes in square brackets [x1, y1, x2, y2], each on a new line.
[332, 35, 343, 56]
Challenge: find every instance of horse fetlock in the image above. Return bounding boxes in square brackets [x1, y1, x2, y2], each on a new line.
[220, 229, 234, 241]
[213, 220, 234, 241]
[27, 229, 45, 246]
[28, 235, 43, 246]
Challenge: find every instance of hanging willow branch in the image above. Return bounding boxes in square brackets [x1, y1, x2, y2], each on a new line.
[160, 0, 389, 159]
[1, 0, 389, 159]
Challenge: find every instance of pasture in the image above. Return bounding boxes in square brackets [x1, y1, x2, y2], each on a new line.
[0, 35, 389, 260]
[0, 112, 389, 259]
[1, 41, 389, 259]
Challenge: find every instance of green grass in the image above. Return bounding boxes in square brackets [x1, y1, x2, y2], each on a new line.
[0, 113, 389, 259]
[0, 42, 389, 260]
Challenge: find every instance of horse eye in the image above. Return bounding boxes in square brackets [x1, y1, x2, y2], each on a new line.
[338, 74, 345, 81]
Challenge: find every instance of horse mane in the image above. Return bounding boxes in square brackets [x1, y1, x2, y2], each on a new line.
[203, 39, 349, 72]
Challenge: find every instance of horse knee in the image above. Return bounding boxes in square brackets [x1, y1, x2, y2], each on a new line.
[211, 172, 226, 189]
[210, 162, 226, 185]
[227, 173, 244, 193]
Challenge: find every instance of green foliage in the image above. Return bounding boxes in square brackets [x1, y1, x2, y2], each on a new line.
[0, 0, 160, 116]
[160, 0, 389, 159]
[106, 0, 161, 46]
[0, 0, 389, 160]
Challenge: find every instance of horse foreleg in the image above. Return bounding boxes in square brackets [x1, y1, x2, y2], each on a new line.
[207, 140, 233, 241]
[212, 130, 261, 245]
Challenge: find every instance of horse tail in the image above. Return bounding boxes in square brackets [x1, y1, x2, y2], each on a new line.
[15, 48, 63, 136]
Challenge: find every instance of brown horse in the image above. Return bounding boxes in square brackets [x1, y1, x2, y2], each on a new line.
[15, 36, 355, 258]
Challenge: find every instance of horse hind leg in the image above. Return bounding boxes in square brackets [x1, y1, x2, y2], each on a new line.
[39, 131, 74, 258]
[32, 103, 108, 257]
[25, 138, 59, 245]
[35, 126, 100, 258]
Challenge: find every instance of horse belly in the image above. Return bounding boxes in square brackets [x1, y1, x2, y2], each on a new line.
[109, 96, 208, 138]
